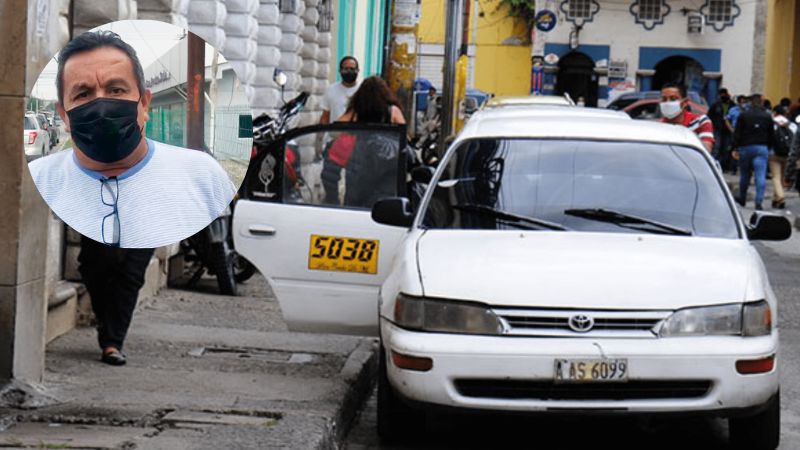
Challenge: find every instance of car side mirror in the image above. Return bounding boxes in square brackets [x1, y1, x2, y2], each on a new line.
[747, 212, 792, 241]
[411, 166, 434, 184]
[371, 197, 414, 227]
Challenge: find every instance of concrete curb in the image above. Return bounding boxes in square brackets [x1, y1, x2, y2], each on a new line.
[318, 338, 379, 450]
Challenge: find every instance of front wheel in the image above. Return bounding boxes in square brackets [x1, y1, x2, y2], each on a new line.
[232, 251, 257, 283]
[729, 391, 780, 450]
[210, 240, 237, 296]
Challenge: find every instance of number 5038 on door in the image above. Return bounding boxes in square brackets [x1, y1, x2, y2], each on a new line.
[308, 234, 380, 274]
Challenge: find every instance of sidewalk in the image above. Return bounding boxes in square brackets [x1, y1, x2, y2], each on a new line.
[0, 276, 378, 449]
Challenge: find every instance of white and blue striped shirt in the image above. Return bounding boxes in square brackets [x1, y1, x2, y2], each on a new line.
[29, 139, 237, 248]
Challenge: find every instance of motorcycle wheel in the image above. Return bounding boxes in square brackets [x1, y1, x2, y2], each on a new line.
[210, 240, 237, 296]
[232, 251, 257, 283]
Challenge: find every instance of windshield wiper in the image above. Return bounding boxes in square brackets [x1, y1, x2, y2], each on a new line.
[454, 203, 569, 231]
[564, 208, 692, 236]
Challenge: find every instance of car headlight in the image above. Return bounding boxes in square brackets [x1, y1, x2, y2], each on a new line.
[393, 294, 504, 335]
[658, 300, 772, 337]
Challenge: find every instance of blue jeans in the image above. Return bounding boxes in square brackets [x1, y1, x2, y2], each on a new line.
[738, 144, 769, 205]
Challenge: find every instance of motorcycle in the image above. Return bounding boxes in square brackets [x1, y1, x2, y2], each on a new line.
[227, 89, 310, 284]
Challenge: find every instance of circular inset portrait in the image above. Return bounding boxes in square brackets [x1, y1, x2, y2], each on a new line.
[27, 20, 252, 248]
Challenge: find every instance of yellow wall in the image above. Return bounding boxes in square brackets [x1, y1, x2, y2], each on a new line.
[764, 0, 800, 102]
[418, 0, 532, 97]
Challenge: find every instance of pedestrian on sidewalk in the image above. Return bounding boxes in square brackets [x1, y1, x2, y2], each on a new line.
[769, 106, 796, 209]
[659, 82, 715, 153]
[732, 94, 776, 210]
[708, 88, 735, 172]
[319, 56, 361, 125]
[78, 236, 154, 365]
[321, 76, 406, 206]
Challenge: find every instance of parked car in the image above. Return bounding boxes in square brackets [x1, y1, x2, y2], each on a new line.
[233, 107, 789, 449]
[23, 114, 49, 160]
[623, 98, 709, 120]
[607, 90, 709, 111]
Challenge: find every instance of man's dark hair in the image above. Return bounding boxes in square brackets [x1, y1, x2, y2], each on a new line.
[56, 30, 145, 105]
[339, 56, 359, 70]
[779, 97, 791, 107]
[661, 82, 687, 98]
[718, 87, 729, 95]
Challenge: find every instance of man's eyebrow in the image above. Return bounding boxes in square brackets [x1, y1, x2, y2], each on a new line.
[69, 82, 93, 96]
[105, 77, 133, 87]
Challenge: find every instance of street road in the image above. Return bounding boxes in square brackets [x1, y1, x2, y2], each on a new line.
[345, 202, 800, 449]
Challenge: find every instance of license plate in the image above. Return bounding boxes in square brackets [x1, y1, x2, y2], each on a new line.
[308, 234, 379, 274]
[554, 359, 628, 383]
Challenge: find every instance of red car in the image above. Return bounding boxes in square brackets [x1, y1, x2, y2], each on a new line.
[623, 99, 709, 121]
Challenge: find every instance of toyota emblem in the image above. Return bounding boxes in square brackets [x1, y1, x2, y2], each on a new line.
[568, 314, 594, 333]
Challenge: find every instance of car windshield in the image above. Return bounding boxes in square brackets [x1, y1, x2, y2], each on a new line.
[420, 139, 739, 238]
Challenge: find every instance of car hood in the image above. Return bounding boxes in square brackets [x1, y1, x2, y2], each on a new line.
[416, 230, 761, 310]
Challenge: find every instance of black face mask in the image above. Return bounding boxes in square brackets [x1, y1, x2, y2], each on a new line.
[67, 97, 143, 163]
[341, 70, 358, 84]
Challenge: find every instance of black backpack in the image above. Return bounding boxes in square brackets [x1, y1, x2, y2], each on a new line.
[774, 125, 793, 157]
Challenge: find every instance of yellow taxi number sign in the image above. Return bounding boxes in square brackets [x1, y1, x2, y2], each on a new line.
[308, 235, 379, 274]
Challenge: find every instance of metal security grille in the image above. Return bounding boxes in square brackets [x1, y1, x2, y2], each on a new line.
[567, 0, 593, 18]
[637, 0, 662, 20]
[707, 0, 733, 23]
[318, 0, 332, 32]
[493, 308, 672, 338]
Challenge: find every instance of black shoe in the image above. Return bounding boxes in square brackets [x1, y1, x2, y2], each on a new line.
[101, 349, 127, 366]
[735, 197, 746, 207]
[755, 203, 763, 211]
[773, 200, 786, 209]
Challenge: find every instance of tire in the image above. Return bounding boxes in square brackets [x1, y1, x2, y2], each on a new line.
[377, 346, 425, 444]
[232, 251, 257, 283]
[729, 391, 780, 450]
[210, 240, 237, 296]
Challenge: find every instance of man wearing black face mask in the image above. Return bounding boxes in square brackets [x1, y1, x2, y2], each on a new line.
[28, 30, 236, 365]
[319, 56, 361, 124]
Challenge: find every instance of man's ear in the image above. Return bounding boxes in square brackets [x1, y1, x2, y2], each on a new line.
[140, 89, 152, 122]
[56, 103, 69, 133]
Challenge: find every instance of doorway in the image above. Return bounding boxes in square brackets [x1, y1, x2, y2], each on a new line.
[652, 56, 705, 96]
[556, 52, 598, 106]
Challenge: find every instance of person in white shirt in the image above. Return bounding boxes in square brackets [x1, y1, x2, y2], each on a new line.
[27, 30, 235, 365]
[319, 56, 361, 124]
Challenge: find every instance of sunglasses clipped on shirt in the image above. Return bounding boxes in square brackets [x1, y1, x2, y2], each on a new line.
[100, 177, 120, 247]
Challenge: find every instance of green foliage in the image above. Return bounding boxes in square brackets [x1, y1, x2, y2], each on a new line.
[496, 0, 538, 28]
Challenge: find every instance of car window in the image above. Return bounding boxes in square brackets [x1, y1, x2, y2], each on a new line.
[24, 117, 37, 130]
[628, 103, 661, 120]
[243, 125, 406, 210]
[421, 139, 739, 238]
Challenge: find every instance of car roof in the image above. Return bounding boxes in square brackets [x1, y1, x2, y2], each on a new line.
[470, 105, 631, 122]
[458, 106, 704, 149]
[485, 95, 575, 108]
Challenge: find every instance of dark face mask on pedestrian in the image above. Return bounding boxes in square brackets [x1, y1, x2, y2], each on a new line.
[67, 97, 144, 163]
[340, 69, 358, 84]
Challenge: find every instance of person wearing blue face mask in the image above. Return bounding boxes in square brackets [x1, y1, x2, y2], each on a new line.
[27, 30, 236, 365]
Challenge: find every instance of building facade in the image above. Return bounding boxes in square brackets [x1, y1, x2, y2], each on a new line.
[764, 0, 800, 103]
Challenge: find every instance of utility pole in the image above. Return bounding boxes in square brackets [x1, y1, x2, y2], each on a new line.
[386, 0, 421, 124]
[186, 32, 205, 151]
[440, 0, 464, 150]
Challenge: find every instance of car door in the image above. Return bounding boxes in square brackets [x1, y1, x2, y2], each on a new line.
[234, 123, 411, 336]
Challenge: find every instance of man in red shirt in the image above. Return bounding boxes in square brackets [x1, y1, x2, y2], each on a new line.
[659, 82, 715, 153]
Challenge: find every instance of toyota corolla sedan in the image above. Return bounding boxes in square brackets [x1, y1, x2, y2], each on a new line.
[233, 107, 790, 450]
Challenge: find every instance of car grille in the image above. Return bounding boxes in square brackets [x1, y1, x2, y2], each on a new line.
[454, 379, 712, 401]
[493, 308, 672, 338]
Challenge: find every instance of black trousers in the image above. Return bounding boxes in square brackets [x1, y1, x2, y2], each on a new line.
[78, 236, 155, 351]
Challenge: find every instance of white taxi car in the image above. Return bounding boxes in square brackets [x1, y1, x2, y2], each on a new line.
[234, 108, 790, 449]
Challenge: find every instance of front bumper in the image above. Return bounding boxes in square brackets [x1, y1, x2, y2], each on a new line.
[381, 319, 779, 415]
